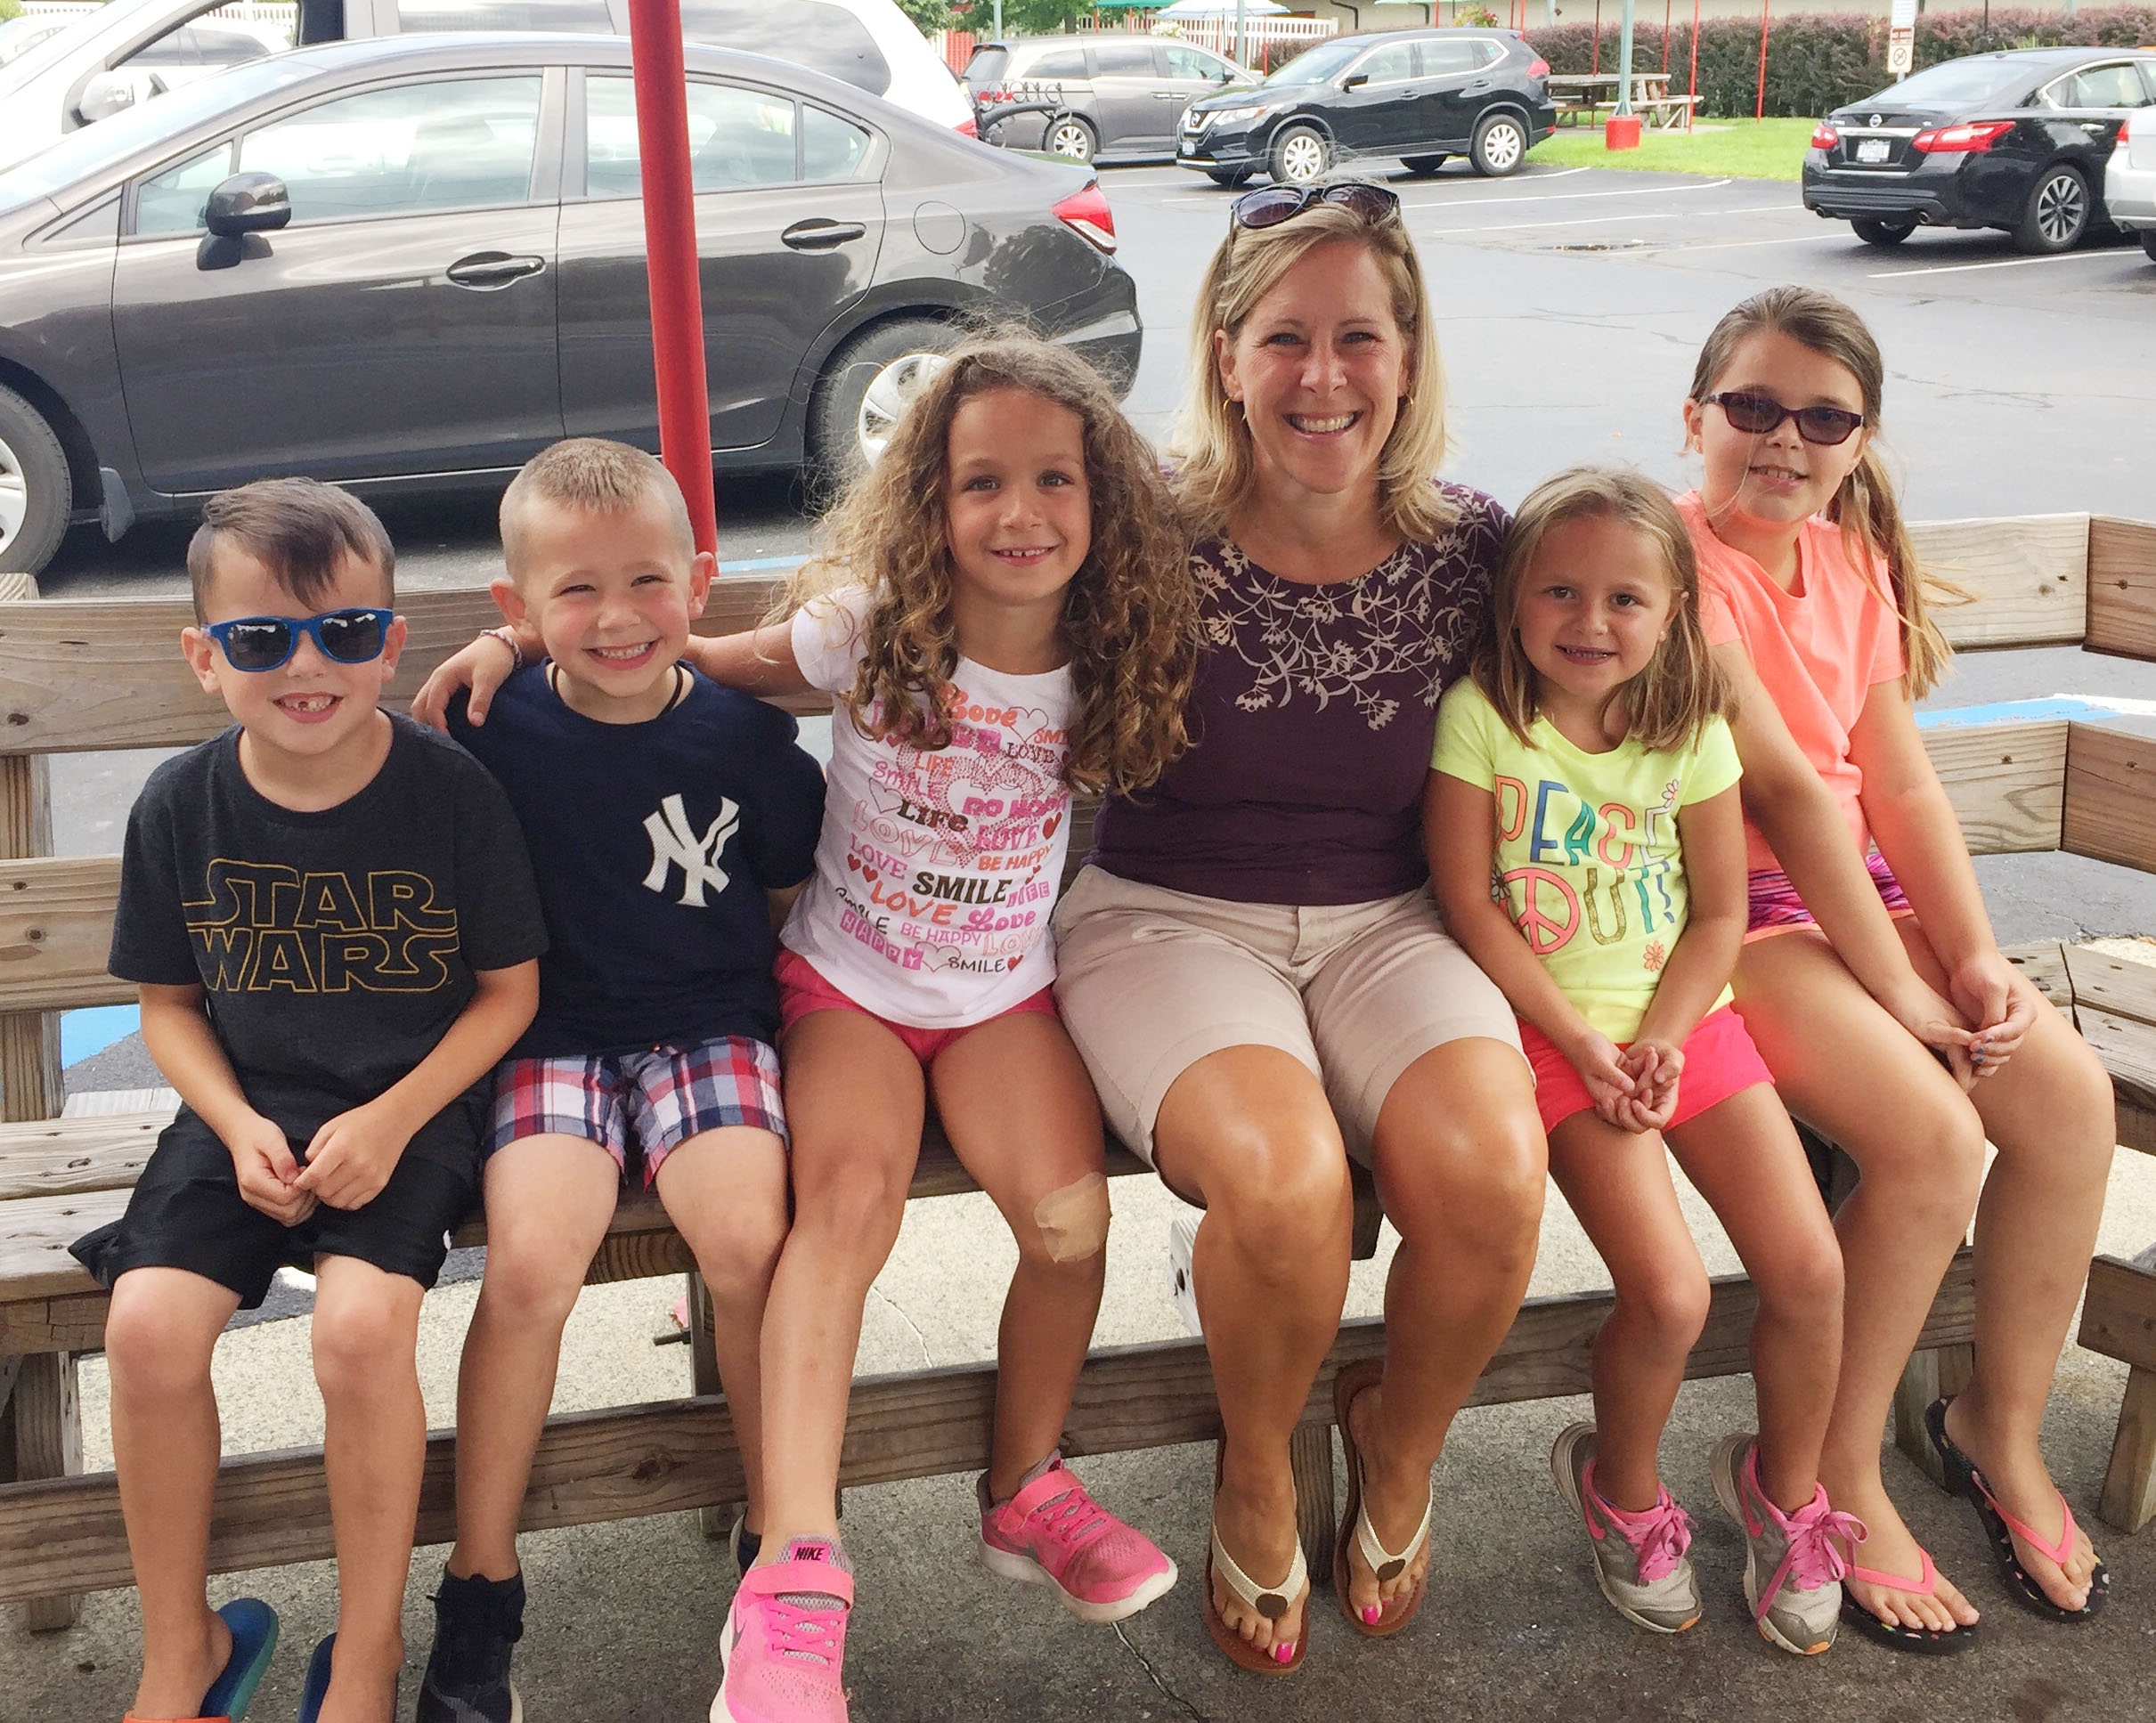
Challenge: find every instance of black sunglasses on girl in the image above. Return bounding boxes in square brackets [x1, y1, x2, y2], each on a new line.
[1231, 180, 1401, 232]
[1703, 391, 1867, 447]
[203, 607, 395, 672]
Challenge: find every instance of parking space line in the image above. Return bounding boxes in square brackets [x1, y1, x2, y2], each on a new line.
[1673, 232, 1848, 254]
[1867, 249, 2130, 278]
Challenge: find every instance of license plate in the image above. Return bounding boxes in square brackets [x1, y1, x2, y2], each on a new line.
[1856, 138, 1891, 163]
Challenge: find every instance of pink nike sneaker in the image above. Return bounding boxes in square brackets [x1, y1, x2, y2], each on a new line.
[713, 1537, 853, 1723]
[977, 1451, 1178, 1624]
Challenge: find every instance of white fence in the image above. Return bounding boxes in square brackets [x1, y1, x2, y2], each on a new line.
[1150, 15, 1335, 68]
[20, 0, 297, 22]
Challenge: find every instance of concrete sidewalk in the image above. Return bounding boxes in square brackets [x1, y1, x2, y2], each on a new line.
[12, 1090, 2156, 1722]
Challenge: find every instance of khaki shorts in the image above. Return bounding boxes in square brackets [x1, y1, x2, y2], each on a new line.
[1050, 867, 1523, 1167]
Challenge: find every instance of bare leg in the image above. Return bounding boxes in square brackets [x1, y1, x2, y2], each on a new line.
[105, 1266, 242, 1720]
[1545, 1112, 1709, 1515]
[755, 1011, 923, 1548]
[1735, 930, 1984, 1634]
[929, 1012, 1110, 1499]
[655, 1125, 790, 1538]
[447, 1134, 620, 1581]
[1665, 1085, 1843, 1513]
[1153, 1047, 1354, 1662]
[1895, 923, 2113, 1609]
[1341, 1038, 1544, 1621]
[311, 1254, 427, 1723]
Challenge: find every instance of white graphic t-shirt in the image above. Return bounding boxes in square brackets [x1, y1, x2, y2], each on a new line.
[781, 589, 1074, 1028]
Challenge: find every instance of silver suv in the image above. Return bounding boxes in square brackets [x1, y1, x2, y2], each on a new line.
[964, 33, 1253, 163]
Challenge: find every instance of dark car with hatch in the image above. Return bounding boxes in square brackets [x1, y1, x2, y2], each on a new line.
[1176, 27, 1555, 186]
[1802, 46, 2156, 253]
[0, 33, 1139, 574]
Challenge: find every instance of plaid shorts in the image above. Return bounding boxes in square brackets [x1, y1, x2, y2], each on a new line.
[488, 1036, 786, 1186]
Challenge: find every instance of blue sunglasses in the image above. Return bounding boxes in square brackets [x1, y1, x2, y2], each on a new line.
[204, 607, 395, 672]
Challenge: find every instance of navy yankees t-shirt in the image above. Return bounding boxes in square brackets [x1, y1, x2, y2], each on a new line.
[108, 713, 549, 1165]
[450, 664, 825, 1057]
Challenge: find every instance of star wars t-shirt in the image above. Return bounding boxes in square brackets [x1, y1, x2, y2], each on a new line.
[782, 589, 1072, 1029]
[108, 713, 549, 1162]
[450, 664, 825, 1056]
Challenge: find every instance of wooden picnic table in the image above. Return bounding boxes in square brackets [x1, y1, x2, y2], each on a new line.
[1547, 70, 1698, 130]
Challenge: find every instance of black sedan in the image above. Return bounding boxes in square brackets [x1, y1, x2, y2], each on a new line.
[0, 34, 1141, 574]
[1176, 28, 1556, 186]
[1803, 47, 2156, 253]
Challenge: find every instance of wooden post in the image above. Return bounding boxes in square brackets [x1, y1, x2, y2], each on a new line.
[2097, 1367, 2156, 1533]
[1893, 1344, 1973, 1489]
[1289, 1421, 1337, 1585]
[686, 1272, 737, 1545]
[1, 1353, 82, 1630]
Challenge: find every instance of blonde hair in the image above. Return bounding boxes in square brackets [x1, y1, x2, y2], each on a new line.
[1170, 197, 1455, 543]
[1688, 287, 1956, 699]
[500, 437, 696, 579]
[788, 333, 1198, 798]
[1478, 467, 1729, 753]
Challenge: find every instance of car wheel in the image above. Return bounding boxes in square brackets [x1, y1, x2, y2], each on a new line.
[1851, 216, 1916, 247]
[2143, 231, 2156, 262]
[1469, 110, 1529, 177]
[1205, 166, 1255, 188]
[1270, 124, 1330, 185]
[0, 385, 70, 577]
[2016, 165, 2089, 253]
[1402, 153, 1450, 176]
[809, 318, 958, 496]
[1045, 116, 1096, 164]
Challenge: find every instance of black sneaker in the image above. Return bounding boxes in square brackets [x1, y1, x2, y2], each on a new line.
[416, 1568, 525, 1723]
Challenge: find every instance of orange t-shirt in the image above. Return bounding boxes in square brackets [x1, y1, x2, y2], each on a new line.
[1678, 492, 1907, 875]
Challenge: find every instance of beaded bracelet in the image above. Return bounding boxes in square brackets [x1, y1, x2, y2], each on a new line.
[482, 625, 525, 671]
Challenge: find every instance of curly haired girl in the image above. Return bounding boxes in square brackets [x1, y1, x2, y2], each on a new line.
[419, 332, 1200, 1722]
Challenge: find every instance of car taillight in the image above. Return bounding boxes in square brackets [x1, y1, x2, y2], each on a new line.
[956, 115, 979, 138]
[1911, 119, 2015, 153]
[2121, 115, 2134, 142]
[1526, 57, 1550, 77]
[1053, 183, 1116, 254]
[1811, 121, 1839, 150]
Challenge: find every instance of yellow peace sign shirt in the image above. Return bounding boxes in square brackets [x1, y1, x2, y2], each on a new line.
[1433, 679, 1741, 1042]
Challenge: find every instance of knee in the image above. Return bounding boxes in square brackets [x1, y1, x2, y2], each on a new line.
[1754, 1234, 1845, 1329]
[689, 1196, 790, 1299]
[793, 1165, 908, 1267]
[1858, 1108, 1984, 1230]
[1615, 1265, 1713, 1356]
[476, 1247, 587, 1333]
[1205, 1131, 1352, 1268]
[1396, 1117, 1545, 1268]
[103, 1292, 213, 1402]
[1013, 1171, 1111, 1273]
[313, 1299, 415, 1402]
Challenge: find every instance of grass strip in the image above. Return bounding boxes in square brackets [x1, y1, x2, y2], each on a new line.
[1530, 116, 1817, 183]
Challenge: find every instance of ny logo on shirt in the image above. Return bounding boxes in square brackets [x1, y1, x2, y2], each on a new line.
[642, 793, 738, 906]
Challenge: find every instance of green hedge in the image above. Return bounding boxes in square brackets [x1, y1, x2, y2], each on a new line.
[1524, 5, 2156, 119]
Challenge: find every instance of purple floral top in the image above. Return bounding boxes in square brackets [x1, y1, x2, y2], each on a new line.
[1093, 482, 1508, 906]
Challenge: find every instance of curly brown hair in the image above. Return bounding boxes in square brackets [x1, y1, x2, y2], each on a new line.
[788, 333, 1198, 797]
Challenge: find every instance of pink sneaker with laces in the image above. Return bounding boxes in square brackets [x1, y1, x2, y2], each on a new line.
[714, 1537, 853, 1723]
[978, 1451, 1178, 1624]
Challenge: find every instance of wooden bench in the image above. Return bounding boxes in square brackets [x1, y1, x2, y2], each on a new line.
[2, 510, 2152, 1628]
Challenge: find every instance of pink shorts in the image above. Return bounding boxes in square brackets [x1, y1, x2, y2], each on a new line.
[1517, 1004, 1775, 1137]
[774, 947, 1058, 1067]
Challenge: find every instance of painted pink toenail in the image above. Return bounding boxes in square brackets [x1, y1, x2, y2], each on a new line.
[1363, 1605, 1380, 1624]
[1273, 1642, 1293, 1663]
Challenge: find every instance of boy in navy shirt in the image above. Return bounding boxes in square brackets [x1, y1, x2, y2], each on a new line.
[419, 440, 824, 1723]
[74, 479, 545, 1723]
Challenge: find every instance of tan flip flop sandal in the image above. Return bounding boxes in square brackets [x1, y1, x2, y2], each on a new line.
[1332, 1359, 1434, 1638]
[1202, 1444, 1310, 1674]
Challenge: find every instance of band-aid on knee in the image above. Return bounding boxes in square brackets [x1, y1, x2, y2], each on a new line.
[1033, 1172, 1111, 1263]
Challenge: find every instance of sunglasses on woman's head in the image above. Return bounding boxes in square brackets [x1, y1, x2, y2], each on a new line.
[203, 607, 395, 672]
[1703, 391, 1867, 447]
[1230, 180, 1401, 232]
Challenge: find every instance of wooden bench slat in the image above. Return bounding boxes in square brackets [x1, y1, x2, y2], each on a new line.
[1924, 719, 2066, 856]
[2062, 722, 2156, 875]
[2001, 941, 2072, 1012]
[1911, 513, 2089, 650]
[2079, 1253, 2156, 1377]
[2081, 1012, 2156, 1130]
[2087, 515, 2156, 662]
[2062, 945, 2156, 1029]
[0, 1248, 1979, 1605]
[0, 1113, 160, 1200]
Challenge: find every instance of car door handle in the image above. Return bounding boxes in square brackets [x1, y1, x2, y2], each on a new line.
[782, 219, 867, 249]
[1155, 90, 1182, 99]
[1464, 79, 1493, 93]
[445, 252, 546, 289]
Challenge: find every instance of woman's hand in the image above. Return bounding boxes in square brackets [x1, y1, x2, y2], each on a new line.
[411, 631, 520, 731]
[1947, 949, 2038, 1077]
[1883, 979, 1981, 1090]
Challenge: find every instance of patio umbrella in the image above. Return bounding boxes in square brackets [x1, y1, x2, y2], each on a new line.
[1156, 0, 1288, 16]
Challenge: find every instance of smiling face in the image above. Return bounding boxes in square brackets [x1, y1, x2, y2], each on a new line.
[1514, 513, 1677, 738]
[1683, 327, 1871, 558]
[940, 385, 1092, 647]
[183, 543, 404, 776]
[1216, 237, 1410, 508]
[497, 488, 712, 723]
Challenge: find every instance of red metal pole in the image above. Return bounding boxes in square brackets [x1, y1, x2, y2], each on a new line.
[627, 0, 718, 558]
[1687, 0, 1698, 130]
[1754, 0, 1769, 121]
[1662, 0, 1670, 69]
[1592, 0, 1601, 74]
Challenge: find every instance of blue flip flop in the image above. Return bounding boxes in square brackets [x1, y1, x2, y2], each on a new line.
[199, 1598, 280, 1721]
[295, 1635, 335, 1723]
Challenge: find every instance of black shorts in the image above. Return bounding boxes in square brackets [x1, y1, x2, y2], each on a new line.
[69, 1101, 483, 1309]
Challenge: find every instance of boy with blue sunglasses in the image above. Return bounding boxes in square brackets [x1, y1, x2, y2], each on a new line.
[72, 477, 547, 1723]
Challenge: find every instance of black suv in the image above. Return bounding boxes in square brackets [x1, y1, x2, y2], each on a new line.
[1177, 27, 1555, 185]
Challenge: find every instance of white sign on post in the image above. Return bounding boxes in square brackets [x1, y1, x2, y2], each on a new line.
[1887, 0, 1917, 77]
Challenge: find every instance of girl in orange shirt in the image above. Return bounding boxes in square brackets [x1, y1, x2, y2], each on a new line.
[1675, 285, 2113, 1654]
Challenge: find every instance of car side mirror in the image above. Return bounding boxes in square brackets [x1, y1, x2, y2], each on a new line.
[77, 68, 164, 125]
[204, 173, 290, 238]
[1342, 73, 1369, 91]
